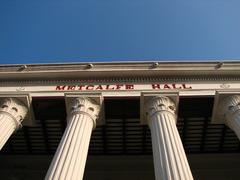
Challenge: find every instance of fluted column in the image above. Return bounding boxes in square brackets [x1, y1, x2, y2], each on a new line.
[45, 97, 100, 180]
[0, 98, 28, 150]
[145, 96, 193, 180]
[218, 95, 240, 140]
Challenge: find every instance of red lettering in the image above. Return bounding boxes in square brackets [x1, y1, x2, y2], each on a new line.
[116, 84, 124, 90]
[152, 84, 161, 89]
[95, 85, 103, 90]
[106, 85, 115, 90]
[182, 84, 192, 89]
[172, 84, 182, 89]
[77, 85, 85, 90]
[163, 84, 171, 89]
[56, 83, 192, 91]
[56, 85, 66, 90]
[126, 84, 134, 90]
[86, 85, 94, 90]
[67, 86, 76, 90]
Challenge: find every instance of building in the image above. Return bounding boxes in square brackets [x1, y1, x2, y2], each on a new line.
[0, 61, 240, 180]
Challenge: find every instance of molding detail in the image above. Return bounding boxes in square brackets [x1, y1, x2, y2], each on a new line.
[144, 96, 193, 180]
[1, 75, 240, 86]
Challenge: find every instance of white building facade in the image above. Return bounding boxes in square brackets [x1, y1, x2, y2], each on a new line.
[0, 61, 240, 180]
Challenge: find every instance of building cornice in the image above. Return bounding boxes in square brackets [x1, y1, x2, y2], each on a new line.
[0, 61, 240, 82]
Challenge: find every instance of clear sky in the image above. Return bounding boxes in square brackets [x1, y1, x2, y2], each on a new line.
[0, 0, 240, 64]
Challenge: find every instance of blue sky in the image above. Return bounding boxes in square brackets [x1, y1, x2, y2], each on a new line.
[0, 0, 240, 64]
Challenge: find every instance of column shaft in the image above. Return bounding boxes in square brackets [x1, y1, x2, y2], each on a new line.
[146, 96, 193, 180]
[0, 114, 17, 149]
[45, 97, 100, 180]
[149, 112, 193, 180]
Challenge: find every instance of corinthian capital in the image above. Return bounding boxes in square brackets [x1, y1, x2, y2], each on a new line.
[146, 96, 176, 117]
[0, 98, 28, 128]
[218, 95, 240, 120]
[69, 97, 100, 127]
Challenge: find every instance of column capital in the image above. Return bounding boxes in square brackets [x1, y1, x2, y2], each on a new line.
[70, 97, 100, 127]
[218, 95, 240, 120]
[0, 94, 34, 126]
[212, 92, 240, 124]
[140, 92, 179, 124]
[65, 93, 104, 127]
[0, 98, 27, 129]
[146, 96, 176, 123]
[212, 92, 240, 140]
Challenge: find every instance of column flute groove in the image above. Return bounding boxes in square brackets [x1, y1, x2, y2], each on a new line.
[145, 96, 193, 180]
[45, 97, 100, 180]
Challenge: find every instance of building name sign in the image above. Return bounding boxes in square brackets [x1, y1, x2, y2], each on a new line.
[55, 83, 192, 91]
[0, 83, 238, 96]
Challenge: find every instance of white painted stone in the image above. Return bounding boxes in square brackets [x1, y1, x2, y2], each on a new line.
[145, 96, 193, 180]
[218, 95, 240, 140]
[45, 97, 100, 180]
[0, 98, 27, 150]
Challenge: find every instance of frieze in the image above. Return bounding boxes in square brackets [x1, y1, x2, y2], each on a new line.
[55, 84, 192, 91]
